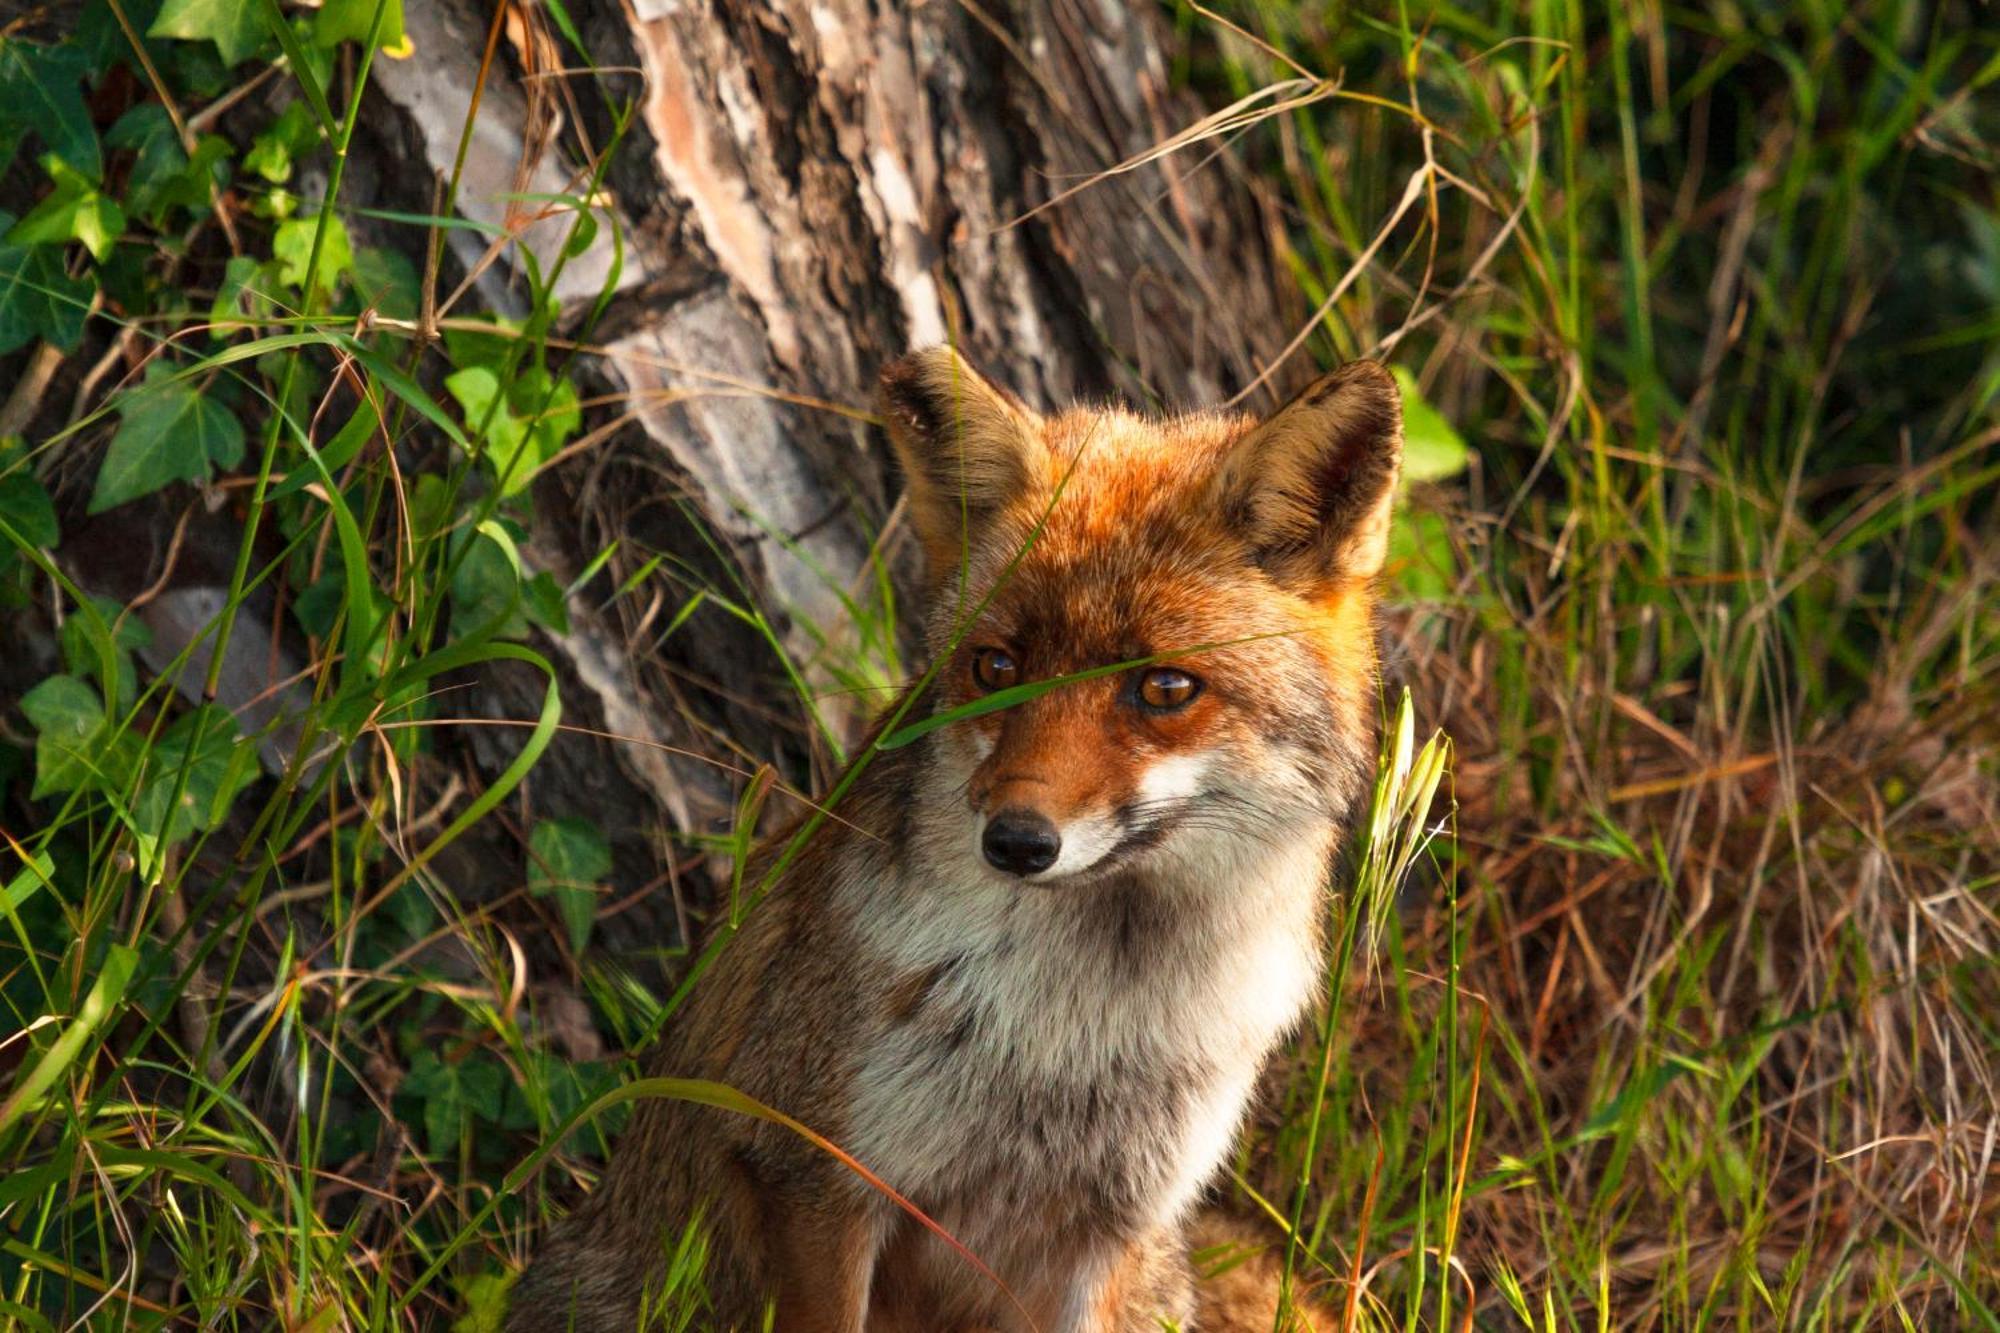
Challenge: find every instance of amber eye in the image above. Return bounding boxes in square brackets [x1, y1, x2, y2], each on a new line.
[1136, 667, 1201, 711]
[972, 647, 1020, 692]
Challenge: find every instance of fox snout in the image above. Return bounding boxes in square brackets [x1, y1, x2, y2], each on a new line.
[979, 807, 1062, 875]
[966, 757, 1126, 882]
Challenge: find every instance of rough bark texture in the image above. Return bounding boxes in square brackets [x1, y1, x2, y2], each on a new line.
[356, 0, 1302, 950]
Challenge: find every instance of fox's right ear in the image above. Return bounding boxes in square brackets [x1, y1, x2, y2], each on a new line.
[879, 347, 1045, 572]
[1213, 359, 1403, 595]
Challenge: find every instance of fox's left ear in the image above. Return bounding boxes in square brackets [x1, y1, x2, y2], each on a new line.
[1213, 360, 1403, 593]
[879, 346, 1046, 573]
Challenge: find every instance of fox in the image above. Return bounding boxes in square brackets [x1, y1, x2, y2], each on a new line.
[505, 346, 1404, 1332]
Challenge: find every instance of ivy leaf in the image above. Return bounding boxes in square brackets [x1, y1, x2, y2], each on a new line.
[449, 524, 527, 641]
[272, 212, 355, 304]
[90, 378, 245, 514]
[1391, 366, 1472, 486]
[208, 253, 274, 336]
[7, 158, 127, 261]
[148, 0, 268, 68]
[314, 0, 406, 54]
[441, 318, 516, 372]
[350, 245, 418, 320]
[0, 40, 99, 178]
[522, 570, 569, 635]
[77, 0, 171, 77]
[134, 705, 258, 847]
[110, 106, 231, 226]
[20, 674, 105, 799]
[0, 211, 92, 355]
[511, 367, 580, 476]
[243, 101, 321, 185]
[445, 365, 536, 497]
[528, 818, 611, 955]
[400, 1050, 507, 1156]
[61, 594, 150, 711]
[106, 105, 182, 219]
[0, 454, 59, 551]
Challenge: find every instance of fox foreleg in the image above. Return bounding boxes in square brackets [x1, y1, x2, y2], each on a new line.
[769, 1203, 888, 1333]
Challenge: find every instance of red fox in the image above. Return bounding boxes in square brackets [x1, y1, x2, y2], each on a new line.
[506, 348, 1403, 1331]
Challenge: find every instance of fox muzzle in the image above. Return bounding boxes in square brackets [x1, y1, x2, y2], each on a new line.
[980, 807, 1062, 876]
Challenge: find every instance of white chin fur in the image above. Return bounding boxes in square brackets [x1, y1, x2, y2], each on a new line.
[1031, 812, 1120, 881]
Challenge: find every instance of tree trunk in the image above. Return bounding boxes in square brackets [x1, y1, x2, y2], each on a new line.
[358, 0, 1301, 947]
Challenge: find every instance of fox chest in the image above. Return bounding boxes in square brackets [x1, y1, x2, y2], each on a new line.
[845, 888, 1316, 1238]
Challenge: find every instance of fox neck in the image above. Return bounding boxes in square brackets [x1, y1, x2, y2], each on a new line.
[858, 772, 1337, 1074]
[841, 784, 1335, 1244]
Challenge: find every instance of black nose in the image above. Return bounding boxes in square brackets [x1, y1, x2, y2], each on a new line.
[982, 808, 1061, 876]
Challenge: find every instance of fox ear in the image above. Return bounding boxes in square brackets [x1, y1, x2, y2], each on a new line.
[879, 347, 1044, 571]
[1214, 360, 1403, 592]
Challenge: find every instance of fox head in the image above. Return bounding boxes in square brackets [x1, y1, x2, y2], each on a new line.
[879, 347, 1401, 887]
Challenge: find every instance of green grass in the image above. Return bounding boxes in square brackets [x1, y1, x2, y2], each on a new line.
[1, 0, 1995, 1330]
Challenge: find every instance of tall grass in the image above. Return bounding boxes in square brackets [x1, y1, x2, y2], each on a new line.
[1189, 2, 1999, 1328]
[0, 0, 1992, 1330]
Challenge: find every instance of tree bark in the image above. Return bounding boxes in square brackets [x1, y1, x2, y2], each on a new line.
[360, 0, 1301, 946]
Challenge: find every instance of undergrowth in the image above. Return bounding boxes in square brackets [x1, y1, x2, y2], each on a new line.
[0, 0, 1993, 1330]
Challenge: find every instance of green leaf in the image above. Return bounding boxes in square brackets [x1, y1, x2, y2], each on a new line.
[134, 706, 258, 847]
[1390, 366, 1471, 485]
[6, 158, 127, 260]
[60, 594, 150, 712]
[111, 107, 233, 226]
[76, 0, 171, 76]
[208, 253, 273, 335]
[242, 101, 321, 185]
[0, 40, 99, 178]
[400, 1050, 507, 1156]
[272, 212, 355, 304]
[450, 525, 528, 641]
[261, 11, 337, 136]
[522, 571, 569, 635]
[20, 674, 105, 799]
[148, 0, 267, 67]
[451, 363, 579, 500]
[109, 106, 181, 218]
[512, 367, 580, 475]
[292, 570, 344, 638]
[445, 365, 538, 497]
[441, 318, 517, 371]
[350, 245, 419, 320]
[0, 454, 59, 551]
[314, 0, 406, 52]
[0, 211, 92, 355]
[90, 378, 246, 513]
[528, 817, 611, 955]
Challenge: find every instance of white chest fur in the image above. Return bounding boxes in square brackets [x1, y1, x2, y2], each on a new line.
[845, 831, 1330, 1239]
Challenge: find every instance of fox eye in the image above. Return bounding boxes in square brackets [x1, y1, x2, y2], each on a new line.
[972, 647, 1020, 692]
[1136, 667, 1201, 711]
